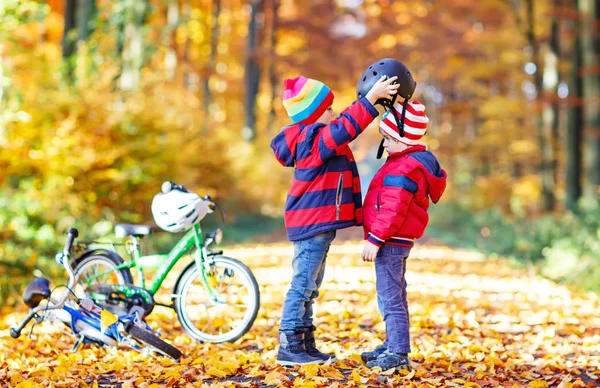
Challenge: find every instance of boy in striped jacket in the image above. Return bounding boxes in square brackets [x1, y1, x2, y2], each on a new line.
[360, 100, 447, 371]
[270, 75, 399, 366]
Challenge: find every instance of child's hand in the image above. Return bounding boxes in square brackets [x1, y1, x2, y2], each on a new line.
[365, 76, 400, 105]
[362, 242, 380, 262]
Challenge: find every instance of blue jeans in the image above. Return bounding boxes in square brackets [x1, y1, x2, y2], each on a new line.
[375, 244, 411, 354]
[280, 231, 336, 331]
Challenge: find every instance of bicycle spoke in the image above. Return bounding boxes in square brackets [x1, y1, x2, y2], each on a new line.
[200, 316, 215, 334]
[217, 272, 225, 293]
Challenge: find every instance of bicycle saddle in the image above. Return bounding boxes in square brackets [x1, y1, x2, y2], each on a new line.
[23, 277, 51, 308]
[114, 224, 153, 238]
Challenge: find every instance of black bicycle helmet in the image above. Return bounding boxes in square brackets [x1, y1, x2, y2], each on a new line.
[357, 59, 418, 159]
[356, 58, 416, 105]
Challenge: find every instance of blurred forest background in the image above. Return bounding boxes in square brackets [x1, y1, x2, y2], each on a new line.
[0, 0, 599, 304]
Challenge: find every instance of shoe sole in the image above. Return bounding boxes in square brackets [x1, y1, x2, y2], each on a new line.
[276, 359, 324, 366]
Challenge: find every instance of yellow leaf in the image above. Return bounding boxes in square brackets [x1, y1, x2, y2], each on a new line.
[218, 361, 239, 373]
[403, 369, 416, 380]
[529, 381, 549, 388]
[351, 370, 362, 383]
[164, 370, 180, 379]
[191, 358, 204, 366]
[293, 378, 318, 388]
[300, 363, 321, 378]
[380, 367, 396, 376]
[265, 371, 289, 385]
[556, 383, 573, 388]
[464, 383, 482, 388]
[206, 367, 228, 378]
[15, 381, 35, 388]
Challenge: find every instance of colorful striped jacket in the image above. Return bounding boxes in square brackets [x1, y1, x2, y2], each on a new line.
[271, 98, 379, 241]
[363, 145, 447, 248]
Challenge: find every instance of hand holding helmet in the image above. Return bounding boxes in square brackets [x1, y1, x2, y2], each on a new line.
[356, 58, 416, 107]
[357, 58, 418, 159]
[364, 76, 400, 106]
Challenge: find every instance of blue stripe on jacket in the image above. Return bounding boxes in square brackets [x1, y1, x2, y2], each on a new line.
[286, 188, 354, 211]
[317, 112, 361, 162]
[294, 156, 357, 181]
[409, 151, 444, 177]
[383, 175, 418, 193]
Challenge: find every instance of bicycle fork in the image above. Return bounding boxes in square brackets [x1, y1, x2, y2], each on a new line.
[192, 228, 221, 303]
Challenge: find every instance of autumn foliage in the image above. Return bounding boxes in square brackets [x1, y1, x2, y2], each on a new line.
[1, 242, 599, 387]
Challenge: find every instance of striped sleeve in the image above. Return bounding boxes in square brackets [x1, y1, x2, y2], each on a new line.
[310, 98, 378, 164]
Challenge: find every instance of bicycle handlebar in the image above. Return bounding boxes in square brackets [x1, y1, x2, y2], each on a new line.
[11, 228, 81, 339]
[64, 228, 79, 256]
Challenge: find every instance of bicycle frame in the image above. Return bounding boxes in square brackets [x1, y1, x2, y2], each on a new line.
[81, 223, 220, 300]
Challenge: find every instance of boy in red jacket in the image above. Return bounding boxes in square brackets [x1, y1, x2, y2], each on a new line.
[360, 100, 447, 371]
[270, 75, 399, 366]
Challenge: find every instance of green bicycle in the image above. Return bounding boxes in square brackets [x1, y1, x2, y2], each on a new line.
[70, 182, 260, 343]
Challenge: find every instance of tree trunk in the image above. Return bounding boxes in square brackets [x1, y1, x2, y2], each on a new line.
[120, 1, 150, 91]
[526, 0, 555, 211]
[62, 0, 77, 81]
[565, 4, 584, 211]
[77, 0, 97, 41]
[548, 0, 561, 205]
[165, 0, 179, 81]
[267, 0, 279, 132]
[243, 0, 264, 141]
[580, 0, 600, 201]
[202, 0, 221, 133]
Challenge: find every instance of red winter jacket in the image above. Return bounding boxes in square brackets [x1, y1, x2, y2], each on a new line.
[270, 98, 379, 241]
[363, 145, 447, 248]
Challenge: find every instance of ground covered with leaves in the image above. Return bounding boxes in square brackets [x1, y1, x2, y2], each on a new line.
[1, 241, 599, 387]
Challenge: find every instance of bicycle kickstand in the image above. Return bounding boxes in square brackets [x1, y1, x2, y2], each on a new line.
[72, 334, 85, 353]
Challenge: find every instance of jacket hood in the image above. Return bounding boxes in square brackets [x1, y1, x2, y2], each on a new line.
[403, 148, 447, 203]
[270, 124, 302, 167]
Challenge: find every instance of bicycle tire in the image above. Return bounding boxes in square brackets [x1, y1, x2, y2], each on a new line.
[174, 256, 260, 343]
[127, 325, 182, 361]
[72, 251, 133, 292]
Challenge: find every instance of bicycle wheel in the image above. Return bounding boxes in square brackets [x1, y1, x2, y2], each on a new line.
[126, 324, 182, 361]
[174, 256, 260, 343]
[72, 251, 133, 297]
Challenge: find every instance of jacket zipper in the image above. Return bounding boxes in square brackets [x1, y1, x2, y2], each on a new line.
[376, 193, 381, 214]
[335, 174, 344, 221]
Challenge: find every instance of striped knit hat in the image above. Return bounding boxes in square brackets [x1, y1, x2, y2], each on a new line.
[282, 76, 334, 125]
[379, 100, 429, 145]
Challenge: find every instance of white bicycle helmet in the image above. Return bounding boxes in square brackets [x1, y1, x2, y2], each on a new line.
[151, 184, 209, 233]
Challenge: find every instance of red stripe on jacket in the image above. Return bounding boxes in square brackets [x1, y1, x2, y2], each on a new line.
[270, 98, 379, 241]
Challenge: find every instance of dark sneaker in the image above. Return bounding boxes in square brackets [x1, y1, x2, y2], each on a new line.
[360, 340, 388, 363]
[276, 330, 323, 366]
[304, 325, 336, 362]
[366, 350, 410, 371]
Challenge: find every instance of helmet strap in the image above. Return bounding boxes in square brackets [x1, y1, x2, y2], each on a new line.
[390, 97, 409, 138]
[376, 93, 399, 160]
[376, 96, 409, 160]
[376, 138, 385, 159]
